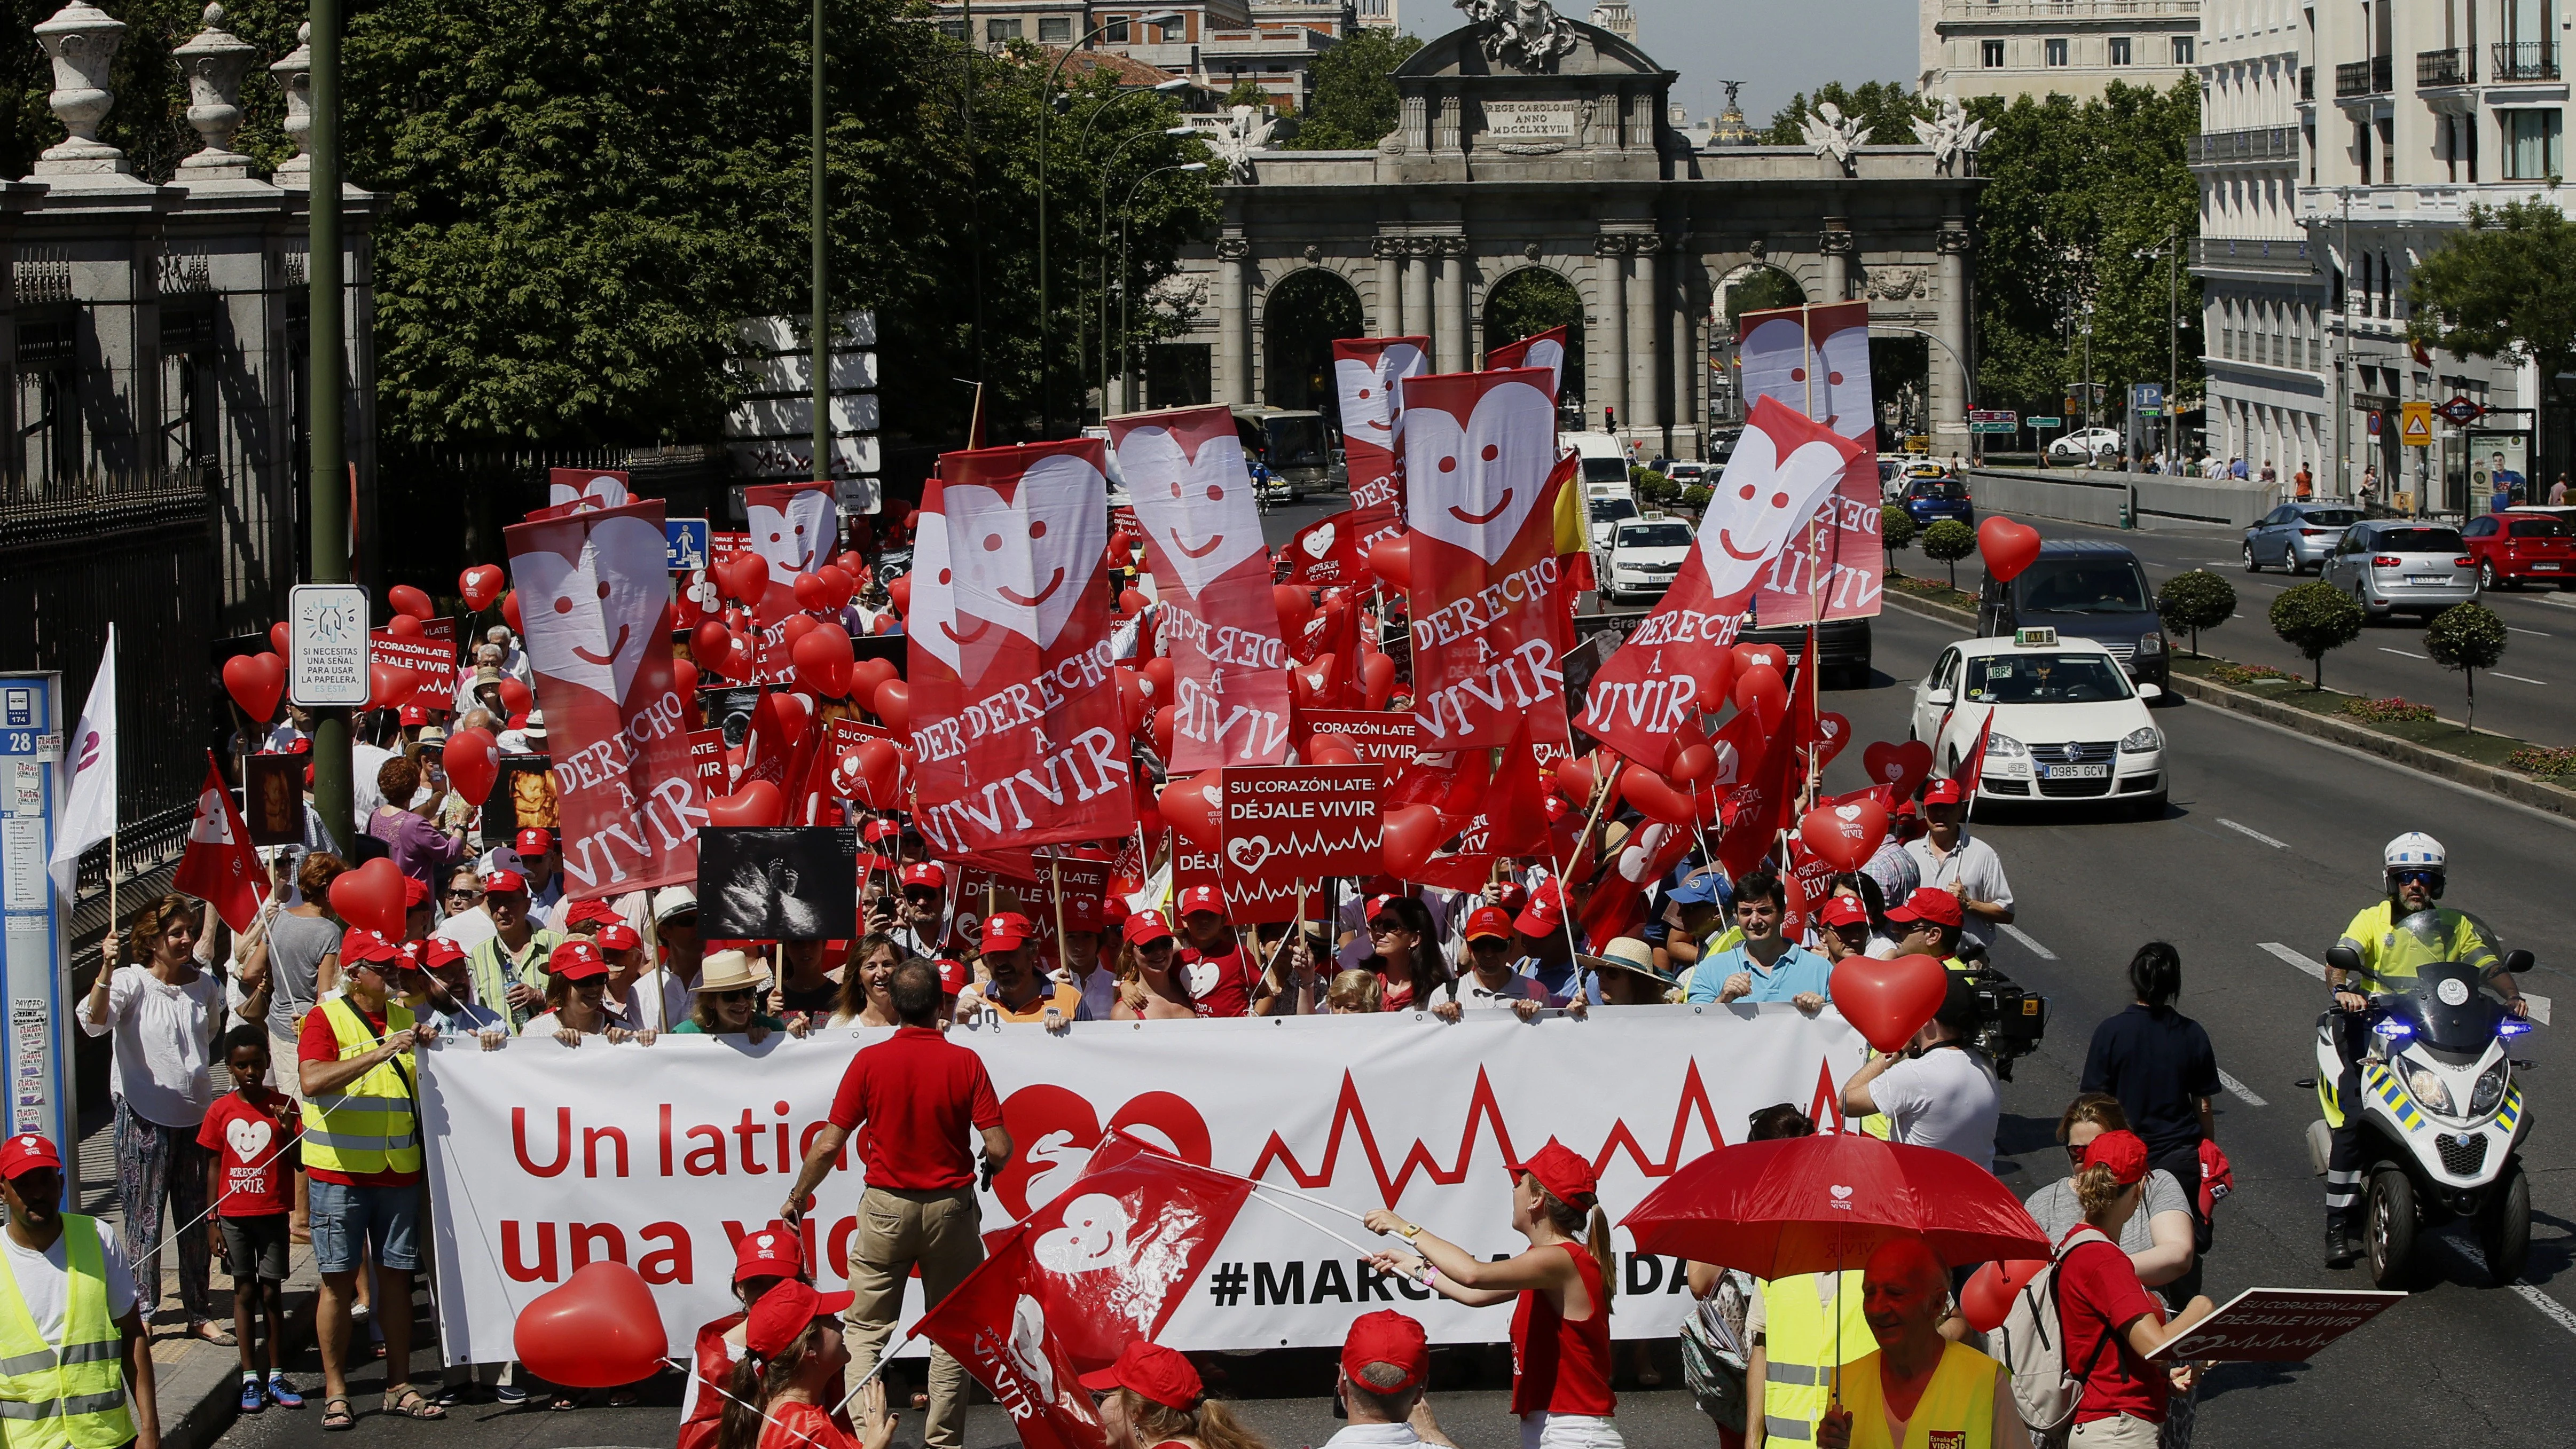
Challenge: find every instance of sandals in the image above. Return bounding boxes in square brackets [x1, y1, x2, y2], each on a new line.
[320, 1397, 355, 1431]
[383, 1387, 447, 1420]
[191, 1321, 238, 1348]
[548, 1392, 580, 1411]
[604, 1387, 639, 1408]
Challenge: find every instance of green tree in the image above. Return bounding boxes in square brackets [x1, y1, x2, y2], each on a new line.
[2269, 581, 2365, 691]
[1760, 81, 1929, 147]
[2411, 201, 2576, 399]
[1723, 266, 1807, 326]
[1285, 28, 1422, 150]
[1965, 82, 2202, 425]
[1880, 502, 1918, 554]
[2424, 602, 2508, 733]
[1222, 80, 1272, 110]
[2157, 569, 2236, 656]
[1487, 269, 1581, 352]
[1921, 518, 1976, 589]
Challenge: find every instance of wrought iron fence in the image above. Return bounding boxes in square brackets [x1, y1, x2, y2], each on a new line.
[378, 443, 733, 601]
[2493, 41, 2559, 82]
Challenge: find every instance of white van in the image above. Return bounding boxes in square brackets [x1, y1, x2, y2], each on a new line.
[1564, 432, 1634, 499]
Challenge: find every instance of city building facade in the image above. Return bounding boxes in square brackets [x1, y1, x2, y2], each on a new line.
[1921, 0, 2203, 102]
[927, 2, 1360, 114]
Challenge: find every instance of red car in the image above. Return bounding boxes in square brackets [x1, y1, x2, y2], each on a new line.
[2462, 509, 2576, 589]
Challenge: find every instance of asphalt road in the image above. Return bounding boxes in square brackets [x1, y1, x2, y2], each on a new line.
[216, 500, 2576, 1448]
[1964, 506, 2576, 748]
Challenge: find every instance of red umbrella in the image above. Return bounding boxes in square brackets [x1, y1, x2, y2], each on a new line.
[1622, 1131, 2049, 1278]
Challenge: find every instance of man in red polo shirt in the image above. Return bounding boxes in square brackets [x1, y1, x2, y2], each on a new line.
[780, 959, 1010, 1449]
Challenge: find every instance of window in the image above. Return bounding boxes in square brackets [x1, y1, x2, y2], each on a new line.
[1158, 15, 1184, 40]
[2504, 108, 2564, 179]
[986, 17, 1022, 41]
[1104, 18, 1129, 41]
[937, 19, 966, 37]
[2109, 36, 2133, 66]
[2172, 36, 2195, 65]
[2046, 37, 2069, 67]
[1038, 16, 1072, 42]
[2377, 117, 2395, 182]
[1982, 39, 2005, 68]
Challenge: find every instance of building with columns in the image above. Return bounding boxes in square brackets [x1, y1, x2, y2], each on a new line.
[1921, 0, 2203, 103]
[1147, 8, 1983, 461]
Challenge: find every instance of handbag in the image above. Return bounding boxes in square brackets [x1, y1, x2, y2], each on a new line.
[1678, 1268, 1752, 1430]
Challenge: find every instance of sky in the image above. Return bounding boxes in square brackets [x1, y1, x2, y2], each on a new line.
[1396, 1, 1922, 133]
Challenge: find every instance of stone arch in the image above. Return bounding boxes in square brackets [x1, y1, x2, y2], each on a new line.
[1715, 261, 1807, 326]
[1481, 264, 1587, 419]
[1260, 267, 1364, 416]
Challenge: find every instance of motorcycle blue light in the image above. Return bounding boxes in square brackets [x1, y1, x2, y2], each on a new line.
[2374, 1019, 2413, 1038]
[2499, 1020, 2533, 1037]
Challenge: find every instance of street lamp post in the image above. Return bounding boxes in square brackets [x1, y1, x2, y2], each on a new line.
[308, 0, 350, 847]
[1098, 124, 1197, 415]
[1119, 162, 1211, 415]
[1039, 14, 1182, 437]
[811, 0, 828, 489]
[2133, 227, 2181, 466]
[1875, 324, 1977, 463]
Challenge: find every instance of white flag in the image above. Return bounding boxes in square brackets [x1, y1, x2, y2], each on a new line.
[48, 627, 116, 903]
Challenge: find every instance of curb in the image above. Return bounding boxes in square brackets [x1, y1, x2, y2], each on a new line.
[1874, 583, 2576, 825]
[160, 1254, 324, 1449]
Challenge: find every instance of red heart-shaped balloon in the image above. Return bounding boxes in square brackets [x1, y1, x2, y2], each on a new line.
[1159, 770, 1224, 852]
[1116, 668, 1149, 735]
[672, 658, 699, 700]
[513, 1261, 670, 1390]
[1798, 798, 1890, 872]
[1807, 712, 1852, 772]
[1862, 739, 1934, 800]
[1619, 768, 1697, 825]
[221, 653, 286, 723]
[852, 739, 904, 808]
[1378, 803, 1445, 879]
[367, 662, 418, 712]
[730, 553, 771, 605]
[1734, 642, 1788, 676]
[1552, 756, 1597, 806]
[871, 679, 909, 736]
[500, 589, 521, 634]
[1960, 1258, 2051, 1334]
[851, 658, 898, 705]
[268, 622, 290, 657]
[1308, 733, 1361, 767]
[1978, 517, 2043, 582]
[816, 564, 855, 609]
[1368, 536, 1411, 590]
[706, 781, 784, 828]
[792, 571, 833, 614]
[1149, 704, 1175, 761]
[497, 678, 533, 718]
[1119, 587, 1146, 618]
[1694, 651, 1740, 715]
[459, 565, 506, 611]
[888, 575, 913, 617]
[387, 584, 435, 621]
[789, 623, 853, 698]
[1828, 952, 1953, 1054]
[386, 614, 422, 639]
[445, 727, 499, 806]
[1358, 652, 1397, 712]
[327, 857, 409, 939]
[691, 621, 732, 674]
[1733, 664, 1787, 734]
[1142, 657, 1175, 700]
[1274, 585, 1315, 638]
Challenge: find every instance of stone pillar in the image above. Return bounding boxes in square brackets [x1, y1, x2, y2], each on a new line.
[1403, 240, 1433, 344]
[1934, 217, 1974, 460]
[1668, 237, 1697, 456]
[31, 2, 129, 178]
[1596, 237, 1629, 432]
[1374, 235, 1405, 335]
[173, 5, 257, 178]
[1438, 235, 1469, 371]
[1635, 234, 1664, 434]
[269, 23, 312, 185]
[1820, 218, 1855, 303]
[1218, 237, 1252, 405]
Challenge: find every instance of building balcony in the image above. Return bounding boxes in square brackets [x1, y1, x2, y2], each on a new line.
[2192, 125, 2297, 166]
[2335, 55, 2393, 97]
[2492, 41, 2559, 82]
[2193, 235, 2315, 275]
[1937, 1, 2200, 20]
[2418, 47, 2472, 88]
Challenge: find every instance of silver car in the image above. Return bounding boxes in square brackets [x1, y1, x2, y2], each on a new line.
[2319, 520, 2476, 621]
[2242, 502, 2360, 573]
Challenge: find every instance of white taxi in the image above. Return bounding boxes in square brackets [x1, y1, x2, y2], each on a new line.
[1910, 628, 2168, 815]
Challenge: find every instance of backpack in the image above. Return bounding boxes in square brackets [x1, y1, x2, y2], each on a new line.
[1676, 1268, 1753, 1431]
[1993, 1226, 2119, 1446]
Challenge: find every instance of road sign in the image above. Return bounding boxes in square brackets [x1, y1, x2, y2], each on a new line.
[2130, 382, 2166, 419]
[287, 583, 372, 707]
[1970, 422, 2018, 436]
[665, 517, 711, 572]
[2400, 401, 2434, 447]
[1967, 408, 2017, 425]
[2434, 396, 2484, 427]
[2027, 416, 2063, 429]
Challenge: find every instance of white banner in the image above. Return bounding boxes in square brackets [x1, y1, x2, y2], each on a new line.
[422, 1006, 1865, 1365]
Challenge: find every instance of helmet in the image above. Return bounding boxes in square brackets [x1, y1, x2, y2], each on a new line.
[2384, 833, 2447, 871]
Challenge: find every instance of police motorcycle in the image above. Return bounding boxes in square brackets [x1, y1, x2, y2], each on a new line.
[2298, 926, 2539, 1289]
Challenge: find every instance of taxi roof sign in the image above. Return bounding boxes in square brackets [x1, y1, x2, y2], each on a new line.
[2014, 626, 2061, 648]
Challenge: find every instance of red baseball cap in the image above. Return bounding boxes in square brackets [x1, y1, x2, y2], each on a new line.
[1177, 884, 1226, 918]
[1078, 1341, 1203, 1412]
[933, 958, 969, 995]
[596, 922, 642, 952]
[901, 862, 947, 890]
[481, 869, 528, 896]
[420, 937, 468, 970]
[862, 820, 902, 844]
[0, 1133, 61, 1182]
[1512, 884, 1566, 938]
[745, 1281, 855, 1360]
[402, 876, 431, 909]
[733, 1227, 806, 1284]
[982, 912, 1035, 951]
[339, 927, 399, 965]
[1818, 896, 1871, 930]
[1463, 905, 1513, 942]
[1059, 894, 1105, 934]
[548, 939, 609, 981]
[1365, 894, 1399, 923]
[515, 827, 554, 856]
[399, 703, 428, 726]
[1341, 1310, 1430, 1394]
[1885, 888, 1965, 930]
[1921, 779, 1966, 807]
[564, 899, 622, 929]
[2080, 1129, 2149, 1187]
[1123, 910, 1176, 946]
[1506, 1140, 1599, 1211]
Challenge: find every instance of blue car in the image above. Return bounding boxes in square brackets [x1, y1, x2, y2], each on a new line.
[1904, 477, 1975, 527]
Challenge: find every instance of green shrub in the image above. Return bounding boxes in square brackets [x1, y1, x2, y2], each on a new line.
[1632, 467, 1675, 505]
[2208, 661, 2300, 686]
[2339, 696, 2438, 724]
[1920, 518, 1977, 589]
[1880, 503, 1918, 553]
[2268, 581, 2364, 691]
[2156, 569, 2236, 657]
[2507, 745, 2576, 778]
[2423, 601, 2508, 733]
[1679, 484, 1713, 511]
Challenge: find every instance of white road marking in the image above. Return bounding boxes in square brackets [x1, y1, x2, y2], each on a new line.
[2259, 941, 2328, 980]
[2379, 647, 2428, 659]
[2218, 818, 2289, 849]
[2507, 626, 2552, 637]
[1998, 923, 2056, 960]
[2542, 594, 2576, 611]
[2492, 672, 2549, 686]
[2448, 1241, 2576, 1338]
[2525, 993, 2554, 1026]
[2216, 1069, 2268, 1108]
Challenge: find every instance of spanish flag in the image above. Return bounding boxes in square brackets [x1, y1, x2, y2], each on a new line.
[1551, 452, 1595, 596]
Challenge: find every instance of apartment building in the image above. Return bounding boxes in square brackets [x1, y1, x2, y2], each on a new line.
[2195, 1, 2328, 490]
[2298, 0, 2571, 510]
[1920, 0, 2203, 102]
[926, 2, 1354, 114]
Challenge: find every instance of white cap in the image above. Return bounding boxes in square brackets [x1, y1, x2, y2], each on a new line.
[2384, 832, 2446, 872]
[653, 886, 698, 923]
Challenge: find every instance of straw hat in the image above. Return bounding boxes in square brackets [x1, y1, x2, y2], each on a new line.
[694, 949, 762, 993]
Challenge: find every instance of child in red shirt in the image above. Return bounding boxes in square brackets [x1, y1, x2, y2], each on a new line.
[198, 1025, 304, 1412]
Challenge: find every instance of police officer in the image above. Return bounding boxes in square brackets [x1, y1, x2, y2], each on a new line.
[2321, 832, 2529, 1266]
[0, 1132, 156, 1449]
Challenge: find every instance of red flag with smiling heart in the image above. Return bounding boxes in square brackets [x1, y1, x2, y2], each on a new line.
[1108, 406, 1292, 770]
[505, 498, 705, 898]
[743, 482, 837, 625]
[1281, 509, 1367, 588]
[906, 439, 1137, 857]
[172, 752, 266, 931]
[1487, 325, 1569, 401]
[1333, 336, 1429, 559]
[1739, 300, 1886, 625]
[1576, 395, 1866, 765]
[1399, 366, 1575, 750]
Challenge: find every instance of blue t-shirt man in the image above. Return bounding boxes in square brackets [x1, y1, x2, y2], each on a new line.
[1684, 940, 1835, 1004]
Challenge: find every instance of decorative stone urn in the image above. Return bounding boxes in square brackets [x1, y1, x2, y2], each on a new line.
[33, 1, 129, 175]
[270, 22, 313, 185]
[175, 4, 260, 177]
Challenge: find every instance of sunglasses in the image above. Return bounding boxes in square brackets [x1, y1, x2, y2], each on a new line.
[709, 989, 755, 1004]
[445, 887, 482, 900]
[2392, 869, 2440, 887]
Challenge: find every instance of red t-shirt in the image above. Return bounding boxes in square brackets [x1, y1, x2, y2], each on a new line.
[827, 1027, 1002, 1191]
[297, 1001, 420, 1188]
[677, 1314, 745, 1449]
[195, 1089, 300, 1218]
[1180, 945, 1261, 1019]
[2056, 1230, 2169, 1424]
[1510, 1241, 1616, 1418]
[758, 1401, 857, 1449]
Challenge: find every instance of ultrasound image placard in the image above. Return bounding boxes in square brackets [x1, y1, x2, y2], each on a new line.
[697, 826, 859, 940]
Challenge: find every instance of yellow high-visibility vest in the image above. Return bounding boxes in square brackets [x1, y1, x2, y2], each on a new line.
[1758, 1271, 1874, 1444]
[0, 1214, 135, 1448]
[300, 996, 423, 1177]
[1837, 1340, 2000, 1449]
